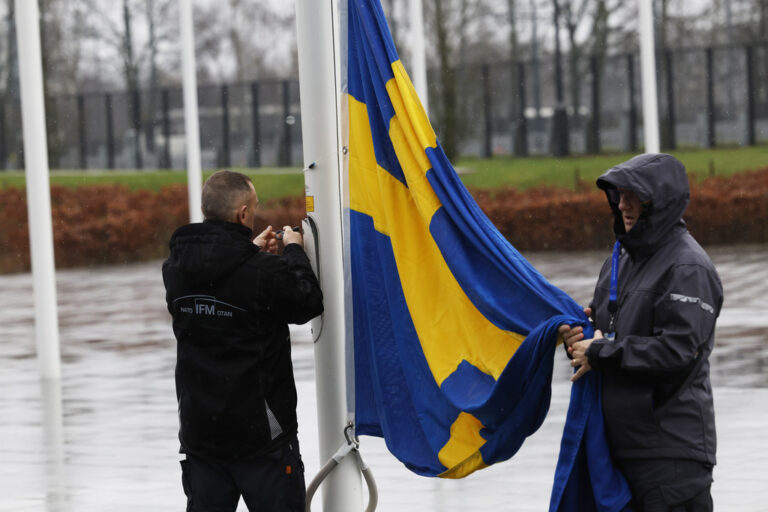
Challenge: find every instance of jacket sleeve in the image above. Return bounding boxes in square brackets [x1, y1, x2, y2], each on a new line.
[257, 244, 324, 325]
[587, 263, 722, 373]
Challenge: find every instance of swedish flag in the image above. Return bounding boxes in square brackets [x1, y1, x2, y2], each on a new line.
[348, 1, 631, 507]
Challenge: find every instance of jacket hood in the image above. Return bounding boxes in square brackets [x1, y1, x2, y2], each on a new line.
[596, 153, 689, 256]
[165, 219, 257, 283]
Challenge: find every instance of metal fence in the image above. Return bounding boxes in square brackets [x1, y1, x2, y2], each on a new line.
[0, 78, 303, 171]
[436, 42, 768, 158]
[0, 42, 766, 171]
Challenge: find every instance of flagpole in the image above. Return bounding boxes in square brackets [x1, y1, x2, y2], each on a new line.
[295, 0, 363, 510]
[179, 0, 203, 223]
[638, 0, 660, 153]
[409, 0, 428, 115]
[15, 0, 61, 380]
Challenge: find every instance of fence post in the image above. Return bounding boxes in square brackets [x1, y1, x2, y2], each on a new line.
[0, 100, 7, 169]
[482, 63, 492, 158]
[281, 80, 292, 167]
[550, 0, 569, 157]
[250, 82, 261, 167]
[745, 45, 756, 146]
[220, 84, 231, 168]
[105, 93, 115, 169]
[77, 93, 87, 169]
[588, 55, 600, 154]
[664, 50, 677, 150]
[161, 88, 171, 169]
[131, 88, 143, 168]
[626, 53, 638, 152]
[705, 47, 716, 148]
[514, 61, 528, 156]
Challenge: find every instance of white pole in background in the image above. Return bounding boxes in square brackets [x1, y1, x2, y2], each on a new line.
[295, 0, 363, 510]
[180, 0, 203, 223]
[15, 0, 61, 380]
[638, 0, 660, 153]
[409, 0, 428, 115]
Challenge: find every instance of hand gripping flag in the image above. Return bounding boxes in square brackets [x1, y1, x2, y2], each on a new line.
[347, 0, 631, 508]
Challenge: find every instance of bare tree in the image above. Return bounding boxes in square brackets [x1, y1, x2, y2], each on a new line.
[143, 0, 177, 155]
[561, 0, 591, 113]
[193, 0, 294, 83]
[430, 0, 460, 160]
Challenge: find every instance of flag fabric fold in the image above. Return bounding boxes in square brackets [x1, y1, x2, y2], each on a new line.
[347, 0, 631, 508]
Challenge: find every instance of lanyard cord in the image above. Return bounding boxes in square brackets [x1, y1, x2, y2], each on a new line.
[607, 240, 621, 337]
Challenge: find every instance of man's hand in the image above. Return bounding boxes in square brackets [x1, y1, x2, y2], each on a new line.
[281, 225, 303, 247]
[557, 307, 592, 349]
[253, 225, 278, 254]
[568, 329, 602, 382]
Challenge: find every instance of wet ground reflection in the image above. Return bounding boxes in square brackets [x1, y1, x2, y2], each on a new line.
[0, 245, 766, 511]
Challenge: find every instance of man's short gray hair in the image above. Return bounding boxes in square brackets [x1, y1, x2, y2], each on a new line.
[201, 170, 254, 221]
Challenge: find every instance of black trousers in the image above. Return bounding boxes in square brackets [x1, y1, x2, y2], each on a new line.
[618, 458, 713, 512]
[180, 437, 306, 512]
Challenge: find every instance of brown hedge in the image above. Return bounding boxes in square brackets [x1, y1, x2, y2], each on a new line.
[0, 185, 305, 273]
[1, 169, 767, 273]
[474, 168, 768, 251]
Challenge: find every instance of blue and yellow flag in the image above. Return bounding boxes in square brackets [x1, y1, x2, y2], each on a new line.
[348, 0, 631, 507]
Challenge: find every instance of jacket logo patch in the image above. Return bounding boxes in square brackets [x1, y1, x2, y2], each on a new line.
[669, 293, 714, 314]
[173, 294, 246, 317]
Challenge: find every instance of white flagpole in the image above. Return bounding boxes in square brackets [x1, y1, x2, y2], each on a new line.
[409, 0, 428, 115]
[179, 0, 203, 223]
[15, 0, 61, 379]
[638, 0, 660, 153]
[295, 0, 363, 510]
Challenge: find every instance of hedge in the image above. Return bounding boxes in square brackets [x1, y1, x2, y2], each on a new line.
[1, 169, 766, 274]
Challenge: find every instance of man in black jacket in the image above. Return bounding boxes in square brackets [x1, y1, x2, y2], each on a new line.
[559, 154, 723, 512]
[163, 170, 323, 511]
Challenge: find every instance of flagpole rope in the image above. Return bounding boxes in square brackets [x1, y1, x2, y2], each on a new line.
[305, 424, 378, 512]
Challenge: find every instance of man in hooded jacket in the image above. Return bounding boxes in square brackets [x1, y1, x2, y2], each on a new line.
[559, 154, 723, 511]
[163, 170, 323, 511]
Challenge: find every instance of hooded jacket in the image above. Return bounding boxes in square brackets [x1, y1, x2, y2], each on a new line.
[162, 219, 323, 461]
[586, 153, 722, 464]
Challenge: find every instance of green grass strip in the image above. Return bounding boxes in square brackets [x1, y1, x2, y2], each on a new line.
[1, 146, 765, 199]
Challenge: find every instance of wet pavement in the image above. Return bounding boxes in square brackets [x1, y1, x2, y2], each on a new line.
[0, 245, 766, 511]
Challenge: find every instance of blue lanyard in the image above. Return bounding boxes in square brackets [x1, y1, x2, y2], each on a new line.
[606, 240, 621, 340]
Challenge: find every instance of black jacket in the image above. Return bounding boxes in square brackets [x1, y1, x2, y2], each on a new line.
[162, 219, 323, 461]
[586, 154, 723, 465]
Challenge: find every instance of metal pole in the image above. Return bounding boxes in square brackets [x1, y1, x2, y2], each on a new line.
[551, 0, 569, 157]
[220, 84, 230, 168]
[105, 94, 115, 169]
[627, 53, 638, 152]
[530, 0, 541, 118]
[250, 82, 261, 167]
[131, 88, 143, 169]
[282, 80, 292, 167]
[409, 0, 428, 115]
[590, 55, 600, 154]
[514, 61, 528, 156]
[77, 94, 87, 169]
[161, 88, 171, 169]
[180, 0, 202, 223]
[664, 49, 676, 150]
[295, 0, 363, 509]
[0, 100, 6, 169]
[705, 47, 716, 148]
[746, 45, 756, 146]
[482, 63, 492, 158]
[638, 0, 660, 153]
[15, 0, 61, 379]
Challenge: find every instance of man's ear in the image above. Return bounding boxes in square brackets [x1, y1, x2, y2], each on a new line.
[235, 205, 247, 225]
